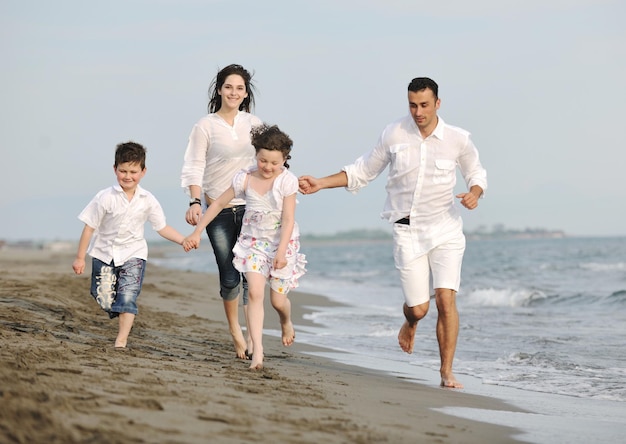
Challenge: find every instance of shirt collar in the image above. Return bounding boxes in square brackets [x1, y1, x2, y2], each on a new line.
[431, 116, 446, 140]
[112, 184, 147, 197]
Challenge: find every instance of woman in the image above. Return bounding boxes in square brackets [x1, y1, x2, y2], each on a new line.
[181, 64, 261, 359]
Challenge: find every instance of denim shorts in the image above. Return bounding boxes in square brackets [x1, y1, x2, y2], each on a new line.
[206, 205, 248, 304]
[90, 257, 146, 318]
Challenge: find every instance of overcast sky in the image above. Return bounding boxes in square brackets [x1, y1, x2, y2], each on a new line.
[2, 0, 625, 242]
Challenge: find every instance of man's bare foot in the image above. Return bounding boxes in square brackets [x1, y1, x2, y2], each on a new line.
[281, 321, 295, 346]
[440, 372, 464, 389]
[249, 352, 264, 370]
[398, 320, 417, 354]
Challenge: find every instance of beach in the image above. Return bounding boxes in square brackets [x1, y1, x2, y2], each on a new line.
[0, 247, 524, 443]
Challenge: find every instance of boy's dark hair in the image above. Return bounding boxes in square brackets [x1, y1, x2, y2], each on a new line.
[250, 124, 293, 169]
[115, 141, 146, 169]
[208, 64, 257, 114]
[408, 77, 439, 99]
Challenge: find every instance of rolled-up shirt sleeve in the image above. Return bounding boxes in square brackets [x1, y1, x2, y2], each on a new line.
[180, 124, 209, 195]
[343, 136, 390, 194]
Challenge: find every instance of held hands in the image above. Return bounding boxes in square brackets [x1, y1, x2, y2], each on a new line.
[182, 233, 201, 252]
[183, 205, 202, 251]
[298, 175, 321, 195]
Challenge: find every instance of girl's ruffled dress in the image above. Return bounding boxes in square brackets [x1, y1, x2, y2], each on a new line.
[231, 168, 306, 294]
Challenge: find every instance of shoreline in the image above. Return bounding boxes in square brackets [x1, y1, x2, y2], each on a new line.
[0, 248, 525, 443]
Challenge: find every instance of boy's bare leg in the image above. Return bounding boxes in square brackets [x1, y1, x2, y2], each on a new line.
[270, 291, 295, 346]
[223, 297, 247, 359]
[115, 313, 135, 348]
[435, 289, 463, 389]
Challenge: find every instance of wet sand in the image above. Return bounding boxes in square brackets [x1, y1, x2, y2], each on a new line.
[0, 247, 524, 443]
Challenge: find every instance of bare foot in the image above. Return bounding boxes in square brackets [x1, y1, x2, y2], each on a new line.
[281, 321, 295, 347]
[398, 320, 417, 354]
[232, 332, 248, 360]
[249, 352, 264, 370]
[246, 334, 254, 358]
[440, 373, 464, 389]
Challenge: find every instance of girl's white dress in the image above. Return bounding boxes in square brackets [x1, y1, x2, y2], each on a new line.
[231, 167, 307, 294]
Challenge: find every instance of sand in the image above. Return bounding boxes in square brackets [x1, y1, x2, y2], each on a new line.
[0, 247, 525, 443]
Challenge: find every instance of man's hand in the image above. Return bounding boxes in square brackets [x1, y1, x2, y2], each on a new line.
[298, 175, 321, 195]
[456, 186, 483, 210]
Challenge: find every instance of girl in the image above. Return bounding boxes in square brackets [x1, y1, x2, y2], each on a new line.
[180, 64, 261, 359]
[184, 124, 306, 370]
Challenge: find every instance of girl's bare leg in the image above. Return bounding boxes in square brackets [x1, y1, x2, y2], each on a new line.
[244, 304, 253, 358]
[245, 273, 266, 369]
[115, 313, 135, 348]
[270, 291, 295, 346]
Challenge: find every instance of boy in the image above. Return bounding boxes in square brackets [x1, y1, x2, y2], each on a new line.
[72, 141, 186, 348]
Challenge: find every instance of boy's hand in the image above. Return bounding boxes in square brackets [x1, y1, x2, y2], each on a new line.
[182, 235, 200, 252]
[72, 258, 85, 275]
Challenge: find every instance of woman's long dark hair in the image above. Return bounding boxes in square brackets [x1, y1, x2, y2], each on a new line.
[208, 64, 256, 113]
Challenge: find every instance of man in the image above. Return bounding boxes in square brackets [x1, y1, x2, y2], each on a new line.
[298, 77, 487, 388]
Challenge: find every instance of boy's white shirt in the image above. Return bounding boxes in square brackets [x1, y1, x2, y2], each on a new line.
[78, 184, 167, 266]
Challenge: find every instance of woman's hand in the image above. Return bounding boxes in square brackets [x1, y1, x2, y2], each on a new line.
[185, 205, 202, 225]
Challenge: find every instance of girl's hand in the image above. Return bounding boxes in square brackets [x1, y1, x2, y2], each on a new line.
[183, 235, 200, 252]
[273, 254, 287, 270]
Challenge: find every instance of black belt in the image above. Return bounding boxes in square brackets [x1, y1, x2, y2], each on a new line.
[395, 217, 410, 225]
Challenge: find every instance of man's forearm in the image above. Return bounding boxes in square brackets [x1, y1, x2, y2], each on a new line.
[320, 171, 349, 189]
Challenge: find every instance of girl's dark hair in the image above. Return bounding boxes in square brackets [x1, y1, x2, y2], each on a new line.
[208, 64, 256, 113]
[250, 124, 293, 169]
[115, 141, 146, 169]
[408, 77, 439, 99]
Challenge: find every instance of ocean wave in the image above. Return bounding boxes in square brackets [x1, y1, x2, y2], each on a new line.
[462, 287, 547, 307]
[580, 261, 626, 272]
[462, 287, 626, 308]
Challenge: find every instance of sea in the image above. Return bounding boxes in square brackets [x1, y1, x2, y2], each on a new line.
[151, 235, 626, 444]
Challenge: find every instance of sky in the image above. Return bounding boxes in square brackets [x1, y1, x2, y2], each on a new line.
[2, 0, 625, 242]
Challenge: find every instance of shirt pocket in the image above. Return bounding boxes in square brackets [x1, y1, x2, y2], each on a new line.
[433, 159, 456, 184]
[389, 143, 412, 172]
